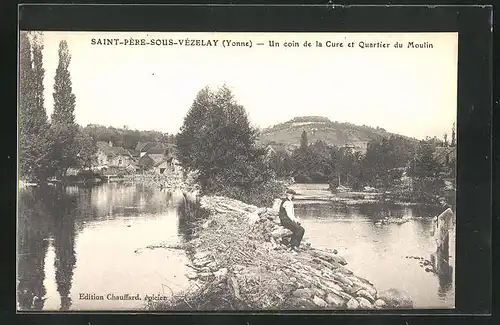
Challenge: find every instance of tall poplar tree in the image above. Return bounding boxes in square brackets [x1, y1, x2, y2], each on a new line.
[19, 32, 51, 183]
[450, 122, 456, 147]
[51, 40, 78, 180]
[19, 31, 34, 180]
[300, 130, 308, 150]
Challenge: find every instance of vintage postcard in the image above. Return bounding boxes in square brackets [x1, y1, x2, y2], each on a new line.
[17, 31, 457, 311]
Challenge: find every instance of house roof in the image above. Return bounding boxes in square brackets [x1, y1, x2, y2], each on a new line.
[146, 147, 166, 154]
[136, 142, 166, 152]
[97, 141, 131, 157]
[154, 157, 173, 167]
[138, 154, 154, 163]
[128, 149, 141, 157]
[135, 142, 150, 152]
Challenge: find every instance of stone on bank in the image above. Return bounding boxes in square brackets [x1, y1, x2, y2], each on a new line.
[156, 194, 414, 311]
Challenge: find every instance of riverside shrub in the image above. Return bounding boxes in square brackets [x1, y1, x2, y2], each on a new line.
[213, 179, 286, 207]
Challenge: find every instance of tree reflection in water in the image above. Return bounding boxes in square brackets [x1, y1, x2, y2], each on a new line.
[17, 186, 78, 311]
[430, 228, 454, 300]
[48, 187, 78, 311]
[17, 188, 50, 311]
[176, 193, 208, 243]
[437, 258, 453, 299]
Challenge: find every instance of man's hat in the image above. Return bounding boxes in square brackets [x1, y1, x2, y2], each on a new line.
[286, 189, 297, 195]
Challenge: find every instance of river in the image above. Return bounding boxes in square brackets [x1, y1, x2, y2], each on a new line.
[290, 183, 455, 309]
[17, 182, 454, 311]
[17, 182, 193, 311]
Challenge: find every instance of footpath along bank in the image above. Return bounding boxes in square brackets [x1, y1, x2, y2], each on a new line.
[147, 194, 414, 310]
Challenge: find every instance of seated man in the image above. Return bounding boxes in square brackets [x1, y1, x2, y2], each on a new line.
[279, 189, 305, 252]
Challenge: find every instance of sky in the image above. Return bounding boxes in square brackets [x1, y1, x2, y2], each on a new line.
[35, 32, 458, 140]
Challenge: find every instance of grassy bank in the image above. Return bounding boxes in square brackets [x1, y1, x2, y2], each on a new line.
[146, 195, 413, 311]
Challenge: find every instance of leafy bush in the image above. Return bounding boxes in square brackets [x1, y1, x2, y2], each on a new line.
[294, 174, 312, 183]
[176, 85, 276, 205]
[412, 177, 446, 204]
[76, 169, 97, 180]
[213, 179, 286, 207]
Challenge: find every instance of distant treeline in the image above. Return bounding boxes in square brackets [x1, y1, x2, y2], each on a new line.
[269, 130, 455, 186]
[82, 124, 175, 150]
[267, 128, 456, 203]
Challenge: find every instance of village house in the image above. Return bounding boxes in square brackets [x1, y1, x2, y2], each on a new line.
[135, 142, 156, 157]
[135, 142, 178, 167]
[95, 141, 136, 170]
[145, 146, 167, 165]
[154, 158, 173, 175]
[153, 156, 181, 175]
[137, 154, 155, 170]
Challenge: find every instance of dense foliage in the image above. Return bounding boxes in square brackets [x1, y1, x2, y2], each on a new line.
[176, 85, 283, 205]
[83, 124, 174, 150]
[19, 32, 52, 183]
[19, 33, 99, 184]
[265, 128, 455, 204]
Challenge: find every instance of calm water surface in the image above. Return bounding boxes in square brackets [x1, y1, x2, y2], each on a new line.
[17, 183, 194, 311]
[293, 184, 455, 309]
[18, 182, 455, 311]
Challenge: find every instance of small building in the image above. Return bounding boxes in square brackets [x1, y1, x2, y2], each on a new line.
[144, 146, 167, 165]
[131, 142, 178, 171]
[128, 149, 141, 159]
[138, 154, 155, 170]
[95, 141, 135, 169]
[126, 163, 140, 173]
[154, 158, 173, 175]
[135, 142, 157, 157]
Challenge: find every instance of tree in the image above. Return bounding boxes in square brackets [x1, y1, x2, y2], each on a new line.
[450, 122, 456, 147]
[75, 128, 97, 170]
[300, 130, 308, 150]
[331, 146, 363, 189]
[407, 139, 446, 203]
[357, 136, 415, 189]
[19, 31, 35, 180]
[176, 85, 273, 191]
[50, 40, 78, 180]
[408, 139, 443, 178]
[269, 149, 293, 177]
[306, 140, 332, 182]
[443, 133, 448, 147]
[19, 32, 52, 183]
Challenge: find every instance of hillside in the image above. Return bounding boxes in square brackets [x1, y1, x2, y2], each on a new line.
[257, 116, 417, 153]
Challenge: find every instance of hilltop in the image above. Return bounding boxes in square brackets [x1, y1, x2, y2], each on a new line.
[257, 116, 417, 153]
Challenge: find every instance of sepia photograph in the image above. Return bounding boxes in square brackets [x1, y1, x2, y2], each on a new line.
[17, 31, 457, 312]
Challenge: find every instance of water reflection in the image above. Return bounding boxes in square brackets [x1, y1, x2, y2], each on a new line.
[437, 258, 454, 298]
[17, 183, 194, 311]
[296, 201, 455, 308]
[17, 190, 50, 310]
[18, 183, 454, 310]
[430, 230, 455, 300]
[176, 193, 207, 243]
[47, 189, 78, 311]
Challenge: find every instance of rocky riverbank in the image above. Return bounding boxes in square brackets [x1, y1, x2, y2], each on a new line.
[147, 195, 414, 311]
